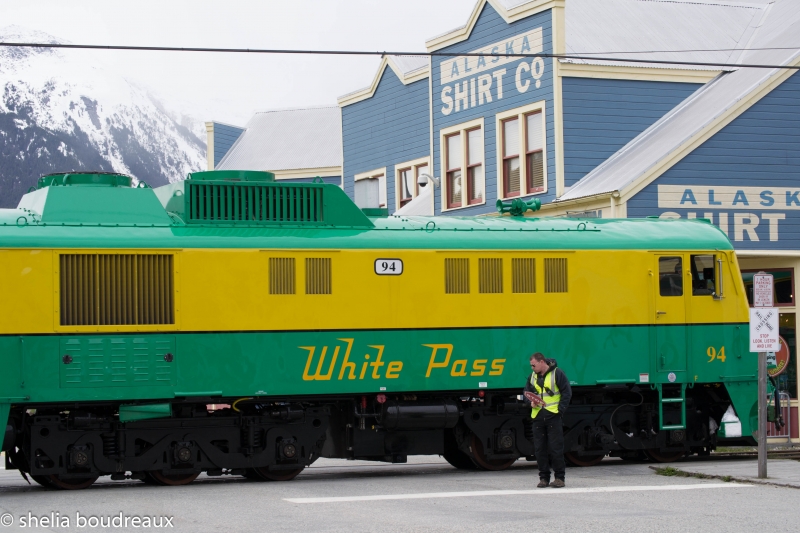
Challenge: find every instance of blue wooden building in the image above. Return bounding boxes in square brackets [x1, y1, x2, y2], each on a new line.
[337, 0, 800, 438]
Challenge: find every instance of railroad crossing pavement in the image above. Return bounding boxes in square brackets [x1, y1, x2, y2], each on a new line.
[653, 454, 800, 489]
[1, 456, 799, 532]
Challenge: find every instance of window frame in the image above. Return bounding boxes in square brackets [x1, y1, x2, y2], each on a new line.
[440, 117, 486, 212]
[394, 157, 430, 211]
[495, 101, 547, 201]
[353, 167, 387, 209]
[465, 127, 483, 206]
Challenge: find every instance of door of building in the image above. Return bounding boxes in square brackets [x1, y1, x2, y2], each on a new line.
[654, 255, 688, 379]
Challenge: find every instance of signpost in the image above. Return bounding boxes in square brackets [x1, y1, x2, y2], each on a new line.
[750, 272, 775, 479]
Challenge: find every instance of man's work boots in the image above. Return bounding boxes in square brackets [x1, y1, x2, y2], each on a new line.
[537, 479, 549, 488]
[549, 479, 565, 488]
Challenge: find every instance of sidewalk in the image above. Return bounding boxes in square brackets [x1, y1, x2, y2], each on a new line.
[653, 457, 800, 489]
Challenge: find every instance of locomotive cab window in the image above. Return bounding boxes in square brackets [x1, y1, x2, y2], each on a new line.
[690, 255, 716, 296]
[659, 256, 683, 297]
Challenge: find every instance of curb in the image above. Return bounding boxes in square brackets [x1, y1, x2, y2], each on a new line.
[648, 465, 800, 490]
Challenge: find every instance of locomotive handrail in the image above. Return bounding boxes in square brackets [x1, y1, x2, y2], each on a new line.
[720, 374, 757, 381]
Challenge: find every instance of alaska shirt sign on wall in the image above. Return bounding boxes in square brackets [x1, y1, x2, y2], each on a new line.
[439, 28, 545, 116]
[657, 185, 797, 243]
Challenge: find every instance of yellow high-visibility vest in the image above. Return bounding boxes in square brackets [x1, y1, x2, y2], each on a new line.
[530, 370, 561, 418]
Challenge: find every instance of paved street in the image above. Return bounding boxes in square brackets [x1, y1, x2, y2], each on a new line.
[1, 455, 798, 532]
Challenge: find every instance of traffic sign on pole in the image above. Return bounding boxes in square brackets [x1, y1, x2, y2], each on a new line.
[750, 271, 774, 480]
[753, 272, 774, 308]
[749, 307, 779, 352]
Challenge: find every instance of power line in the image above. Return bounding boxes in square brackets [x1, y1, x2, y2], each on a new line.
[1, 41, 799, 70]
[561, 46, 800, 55]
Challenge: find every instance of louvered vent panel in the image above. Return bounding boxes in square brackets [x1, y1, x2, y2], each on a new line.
[544, 258, 568, 293]
[479, 258, 503, 294]
[306, 258, 332, 295]
[269, 258, 296, 295]
[60, 254, 174, 326]
[512, 258, 536, 293]
[445, 258, 470, 294]
[187, 183, 323, 223]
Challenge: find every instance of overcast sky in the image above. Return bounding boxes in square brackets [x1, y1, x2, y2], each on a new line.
[3, 0, 476, 126]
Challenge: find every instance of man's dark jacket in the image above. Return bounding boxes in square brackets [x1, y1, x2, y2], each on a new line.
[523, 358, 572, 415]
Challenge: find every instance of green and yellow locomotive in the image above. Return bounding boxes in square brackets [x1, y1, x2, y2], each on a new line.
[0, 170, 755, 489]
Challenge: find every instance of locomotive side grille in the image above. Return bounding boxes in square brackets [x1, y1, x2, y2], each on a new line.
[60, 254, 174, 326]
[269, 258, 296, 295]
[544, 258, 568, 293]
[479, 258, 503, 294]
[305, 258, 332, 295]
[445, 258, 470, 294]
[60, 254, 97, 326]
[187, 183, 324, 224]
[512, 258, 536, 293]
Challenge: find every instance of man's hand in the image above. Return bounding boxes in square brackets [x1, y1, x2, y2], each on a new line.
[524, 391, 546, 407]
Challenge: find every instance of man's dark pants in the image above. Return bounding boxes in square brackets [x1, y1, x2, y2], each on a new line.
[531, 411, 565, 481]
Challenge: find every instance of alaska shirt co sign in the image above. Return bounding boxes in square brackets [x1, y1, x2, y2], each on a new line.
[439, 28, 545, 116]
[657, 185, 800, 243]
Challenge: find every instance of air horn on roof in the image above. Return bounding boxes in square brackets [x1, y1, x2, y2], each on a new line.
[496, 197, 541, 217]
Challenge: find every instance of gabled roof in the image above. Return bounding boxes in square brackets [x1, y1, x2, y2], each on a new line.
[563, 0, 769, 70]
[558, 0, 800, 203]
[426, 0, 563, 52]
[338, 55, 429, 107]
[216, 106, 342, 172]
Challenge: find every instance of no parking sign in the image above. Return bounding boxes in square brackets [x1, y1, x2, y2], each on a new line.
[750, 272, 778, 352]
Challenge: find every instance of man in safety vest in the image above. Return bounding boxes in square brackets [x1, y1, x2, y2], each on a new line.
[524, 352, 572, 488]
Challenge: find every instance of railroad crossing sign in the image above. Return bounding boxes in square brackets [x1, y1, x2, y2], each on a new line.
[750, 307, 779, 352]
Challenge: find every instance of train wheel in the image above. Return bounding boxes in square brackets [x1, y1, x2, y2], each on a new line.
[146, 471, 200, 486]
[645, 449, 686, 463]
[253, 466, 304, 481]
[468, 434, 517, 471]
[442, 449, 479, 470]
[564, 451, 605, 467]
[48, 474, 99, 490]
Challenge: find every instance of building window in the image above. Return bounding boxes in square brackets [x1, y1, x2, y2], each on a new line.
[440, 118, 485, 211]
[526, 112, 544, 193]
[496, 102, 546, 200]
[395, 158, 430, 210]
[354, 168, 387, 209]
[446, 133, 463, 208]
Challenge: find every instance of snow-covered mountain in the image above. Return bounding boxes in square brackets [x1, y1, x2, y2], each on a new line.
[0, 26, 205, 207]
